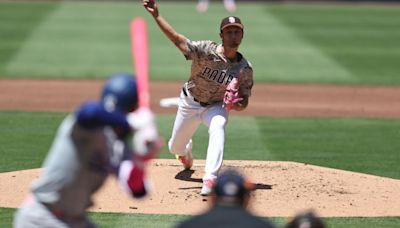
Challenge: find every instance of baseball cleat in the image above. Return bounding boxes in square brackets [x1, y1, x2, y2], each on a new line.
[175, 151, 193, 170]
[200, 178, 216, 196]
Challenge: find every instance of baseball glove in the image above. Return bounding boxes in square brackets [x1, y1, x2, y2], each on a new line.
[223, 77, 243, 110]
[224, 69, 245, 110]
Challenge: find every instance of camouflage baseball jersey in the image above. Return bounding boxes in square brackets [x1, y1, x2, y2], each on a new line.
[183, 39, 253, 104]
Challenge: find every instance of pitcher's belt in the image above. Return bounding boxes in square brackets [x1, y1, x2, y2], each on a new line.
[182, 87, 210, 107]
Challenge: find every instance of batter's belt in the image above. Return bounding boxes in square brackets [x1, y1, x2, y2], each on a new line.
[182, 87, 210, 107]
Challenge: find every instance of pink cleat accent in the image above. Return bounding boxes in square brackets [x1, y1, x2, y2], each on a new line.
[175, 151, 193, 170]
[200, 178, 216, 196]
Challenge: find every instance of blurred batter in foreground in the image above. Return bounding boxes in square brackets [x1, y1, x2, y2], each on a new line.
[13, 73, 162, 228]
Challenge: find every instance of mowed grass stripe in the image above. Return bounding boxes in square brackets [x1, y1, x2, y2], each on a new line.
[240, 5, 353, 83]
[0, 2, 58, 73]
[3, 2, 399, 84]
[224, 116, 273, 160]
[5, 2, 139, 78]
[267, 5, 400, 85]
[258, 117, 400, 180]
[0, 112, 65, 172]
[2, 207, 400, 227]
[6, 2, 354, 82]
[1, 112, 399, 180]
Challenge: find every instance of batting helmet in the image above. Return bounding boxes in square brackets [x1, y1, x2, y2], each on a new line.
[101, 73, 138, 113]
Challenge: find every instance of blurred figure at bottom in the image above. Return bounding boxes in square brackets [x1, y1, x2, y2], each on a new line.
[196, 0, 236, 13]
[13, 73, 163, 228]
[285, 211, 325, 228]
[177, 169, 276, 228]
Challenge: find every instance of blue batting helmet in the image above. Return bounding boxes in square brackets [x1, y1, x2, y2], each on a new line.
[101, 73, 138, 113]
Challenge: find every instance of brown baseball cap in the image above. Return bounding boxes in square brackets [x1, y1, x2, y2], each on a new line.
[220, 16, 244, 31]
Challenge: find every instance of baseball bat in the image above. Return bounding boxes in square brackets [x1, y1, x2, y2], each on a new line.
[130, 17, 149, 108]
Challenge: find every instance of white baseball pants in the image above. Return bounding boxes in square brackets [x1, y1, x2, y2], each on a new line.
[168, 87, 229, 180]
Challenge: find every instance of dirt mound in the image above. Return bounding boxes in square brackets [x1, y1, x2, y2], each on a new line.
[2, 159, 400, 217]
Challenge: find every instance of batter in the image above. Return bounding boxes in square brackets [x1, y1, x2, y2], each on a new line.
[13, 74, 162, 227]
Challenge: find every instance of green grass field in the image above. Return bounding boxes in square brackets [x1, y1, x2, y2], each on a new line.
[2, 207, 399, 228]
[1, 112, 399, 179]
[1, 1, 400, 227]
[1, 112, 400, 227]
[1, 1, 400, 84]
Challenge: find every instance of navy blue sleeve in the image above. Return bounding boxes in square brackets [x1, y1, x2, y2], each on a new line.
[75, 101, 130, 134]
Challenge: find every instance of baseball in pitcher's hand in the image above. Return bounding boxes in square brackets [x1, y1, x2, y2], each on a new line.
[143, 0, 158, 17]
[232, 96, 248, 111]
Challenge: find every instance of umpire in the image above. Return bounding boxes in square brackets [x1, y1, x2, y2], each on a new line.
[177, 169, 276, 228]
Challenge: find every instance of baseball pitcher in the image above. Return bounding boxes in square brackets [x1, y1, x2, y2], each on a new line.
[143, 0, 253, 195]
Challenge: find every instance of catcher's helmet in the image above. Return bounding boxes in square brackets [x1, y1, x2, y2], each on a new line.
[101, 73, 138, 113]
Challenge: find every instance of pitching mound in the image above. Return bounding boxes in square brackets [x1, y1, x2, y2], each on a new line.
[1, 159, 399, 217]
